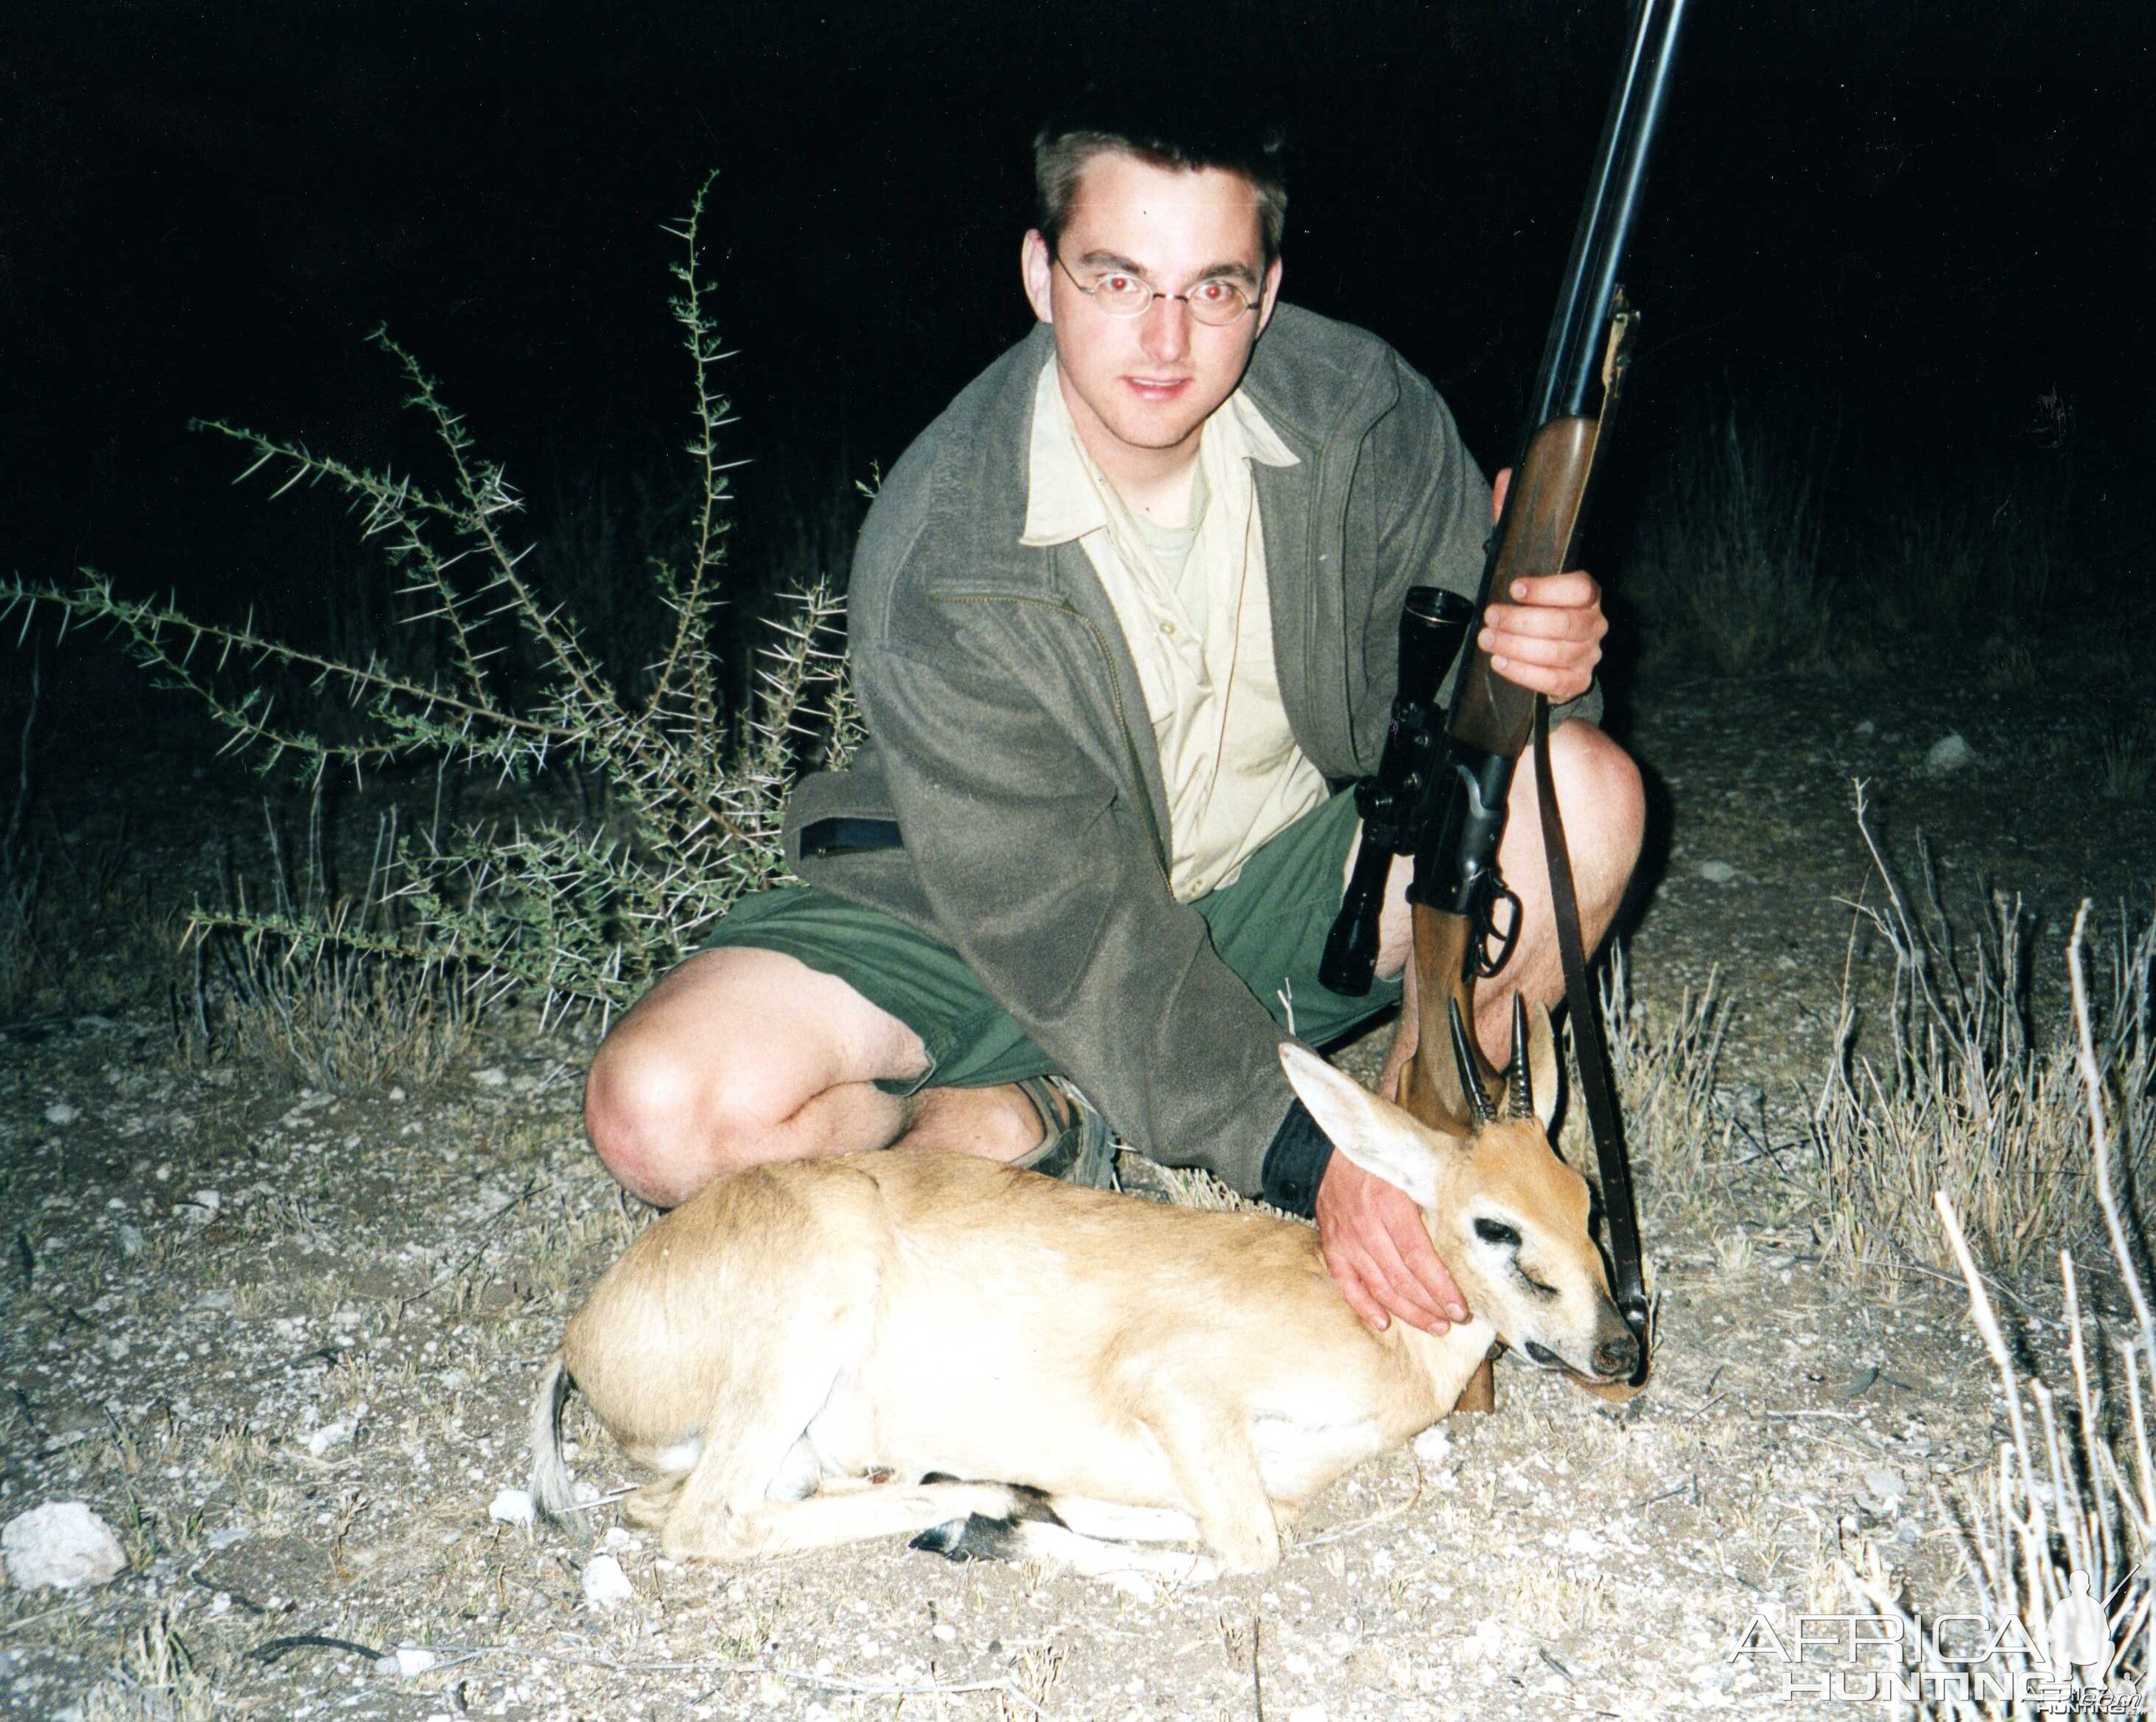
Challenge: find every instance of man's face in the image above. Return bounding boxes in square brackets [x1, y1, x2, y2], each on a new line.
[1021, 151, 1282, 477]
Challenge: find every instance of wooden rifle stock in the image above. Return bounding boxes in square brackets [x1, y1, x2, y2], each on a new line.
[1447, 416, 1602, 759]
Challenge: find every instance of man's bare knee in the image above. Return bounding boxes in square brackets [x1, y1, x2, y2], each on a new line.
[1546, 723, 1646, 891]
[583, 947, 925, 1206]
[584, 1034, 742, 1204]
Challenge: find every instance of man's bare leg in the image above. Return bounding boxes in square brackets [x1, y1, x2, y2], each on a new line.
[584, 946, 1053, 1207]
[1367, 720, 1644, 1098]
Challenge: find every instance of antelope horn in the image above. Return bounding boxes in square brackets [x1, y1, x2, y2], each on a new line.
[1508, 994, 1533, 1119]
[1448, 999, 1497, 1126]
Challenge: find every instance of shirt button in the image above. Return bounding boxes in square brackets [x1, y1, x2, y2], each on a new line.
[1160, 620, 1177, 636]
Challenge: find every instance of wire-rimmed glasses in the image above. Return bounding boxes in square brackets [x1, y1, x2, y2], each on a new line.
[1054, 253, 1259, 326]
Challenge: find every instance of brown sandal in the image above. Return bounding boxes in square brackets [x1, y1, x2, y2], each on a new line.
[1007, 1076, 1120, 1190]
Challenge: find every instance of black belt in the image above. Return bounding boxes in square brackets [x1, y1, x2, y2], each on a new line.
[798, 817, 904, 858]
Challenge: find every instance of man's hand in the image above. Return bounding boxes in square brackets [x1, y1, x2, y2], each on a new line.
[1315, 1150, 1469, 1335]
[1478, 466, 1607, 704]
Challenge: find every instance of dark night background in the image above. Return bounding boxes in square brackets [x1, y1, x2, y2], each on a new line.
[5, 0, 2154, 703]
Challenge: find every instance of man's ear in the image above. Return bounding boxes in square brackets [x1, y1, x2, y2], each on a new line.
[1021, 230, 1055, 325]
[1255, 255, 1284, 336]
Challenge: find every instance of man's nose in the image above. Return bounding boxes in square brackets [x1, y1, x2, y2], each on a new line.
[1140, 295, 1191, 362]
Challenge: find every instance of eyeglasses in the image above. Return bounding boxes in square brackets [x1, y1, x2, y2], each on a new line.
[1054, 253, 1259, 326]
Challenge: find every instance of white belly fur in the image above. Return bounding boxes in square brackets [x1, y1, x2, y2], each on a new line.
[1250, 1412, 1386, 1500]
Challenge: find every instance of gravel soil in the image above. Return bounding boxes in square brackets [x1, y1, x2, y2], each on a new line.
[2, 640, 2151, 1721]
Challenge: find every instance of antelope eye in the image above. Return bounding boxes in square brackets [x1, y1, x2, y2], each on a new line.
[1474, 1218, 1522, 1249]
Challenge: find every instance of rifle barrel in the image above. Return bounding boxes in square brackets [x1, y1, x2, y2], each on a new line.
[1527, 0, 1690, 429]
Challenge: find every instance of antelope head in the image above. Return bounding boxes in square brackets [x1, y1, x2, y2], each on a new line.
[1281, 999, 1638, 1385]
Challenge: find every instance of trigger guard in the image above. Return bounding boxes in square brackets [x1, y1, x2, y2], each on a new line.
[1475, 882, 1523, 978]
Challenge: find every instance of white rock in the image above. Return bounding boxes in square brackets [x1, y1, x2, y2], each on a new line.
[931, 1622, 957, 1642]
[1866, 1469, 1906, 1503]
[383, 1646, 437, 1678]
[472, 1067, 509, 1089]
[180, 1190, 221, 1225]
[44, 1101, 79, 1125]
[1926, 732, 1974, 775]
[1696, 859, 1737, 884]
[388, 1085, 407, 1102]
[1855, 719, 1876, 735]
[2, 1502, 128, 1590]
[117, 1224, 144, 1257]
[305, 1417, 355, 1457]
[1410, 1427, 1454, 1465]
[1452, 1618, 1505, 1664]
[1107, 1570, 1157, 1603]
[581, 1553, 633, 1608]
[488, 1489, 536, 1527]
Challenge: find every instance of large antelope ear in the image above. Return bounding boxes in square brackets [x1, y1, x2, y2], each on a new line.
[1279, 1043, 1454, 1210]
[1524, 999, 1560, 1131]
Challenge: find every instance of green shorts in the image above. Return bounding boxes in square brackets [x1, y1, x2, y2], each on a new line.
[705, 789, 1401, 1095]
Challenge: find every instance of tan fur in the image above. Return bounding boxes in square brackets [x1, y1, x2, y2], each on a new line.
[534, 1018, 1633, 1575]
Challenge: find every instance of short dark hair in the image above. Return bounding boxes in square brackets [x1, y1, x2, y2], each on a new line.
[1033, 95, 1289, 267]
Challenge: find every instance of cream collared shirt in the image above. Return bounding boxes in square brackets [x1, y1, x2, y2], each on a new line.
[1022, 357, 1330, 903]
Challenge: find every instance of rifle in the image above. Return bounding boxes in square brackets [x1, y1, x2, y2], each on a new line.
[1321, 0, 1688, 1402]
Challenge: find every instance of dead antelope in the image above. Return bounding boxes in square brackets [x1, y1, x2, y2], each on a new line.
[530, 1000, 1637, 1578]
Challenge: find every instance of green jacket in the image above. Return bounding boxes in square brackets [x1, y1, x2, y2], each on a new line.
[786, 305, 1571, 1195]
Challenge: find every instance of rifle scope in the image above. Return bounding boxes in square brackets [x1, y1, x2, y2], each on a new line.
[1318, 586, 1474, 996]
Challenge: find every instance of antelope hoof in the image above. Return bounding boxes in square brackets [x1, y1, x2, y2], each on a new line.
[911, 1513, 1024, 1563]
[910, 1483, 1060, 1563]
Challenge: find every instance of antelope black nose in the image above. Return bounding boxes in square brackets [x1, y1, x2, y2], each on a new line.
[1595, 1332, 1640, 1379]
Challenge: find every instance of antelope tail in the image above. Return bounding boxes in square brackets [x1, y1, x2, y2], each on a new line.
[527, 1354, 584, 1531]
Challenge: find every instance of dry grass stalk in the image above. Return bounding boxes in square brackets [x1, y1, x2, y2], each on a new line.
[1813, 789, 2155, 1276]
[1597, 942, 1734, 1212]
[1843, 906, 2156, 1717]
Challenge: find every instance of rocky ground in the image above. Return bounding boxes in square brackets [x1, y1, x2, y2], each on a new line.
[2, 635, 2152, 1720]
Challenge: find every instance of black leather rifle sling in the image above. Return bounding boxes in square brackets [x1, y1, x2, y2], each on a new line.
[1533, 691, 1650, 1351]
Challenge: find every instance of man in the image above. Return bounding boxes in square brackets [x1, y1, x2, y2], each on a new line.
[584, 106, 1643, 1339]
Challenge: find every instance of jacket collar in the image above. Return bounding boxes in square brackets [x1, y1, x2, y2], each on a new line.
[927, 308, 1393, 595]
[1020, 351, 1299, 551]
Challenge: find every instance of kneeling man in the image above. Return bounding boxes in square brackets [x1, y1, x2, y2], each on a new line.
[584, 100, 1644, 1341]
